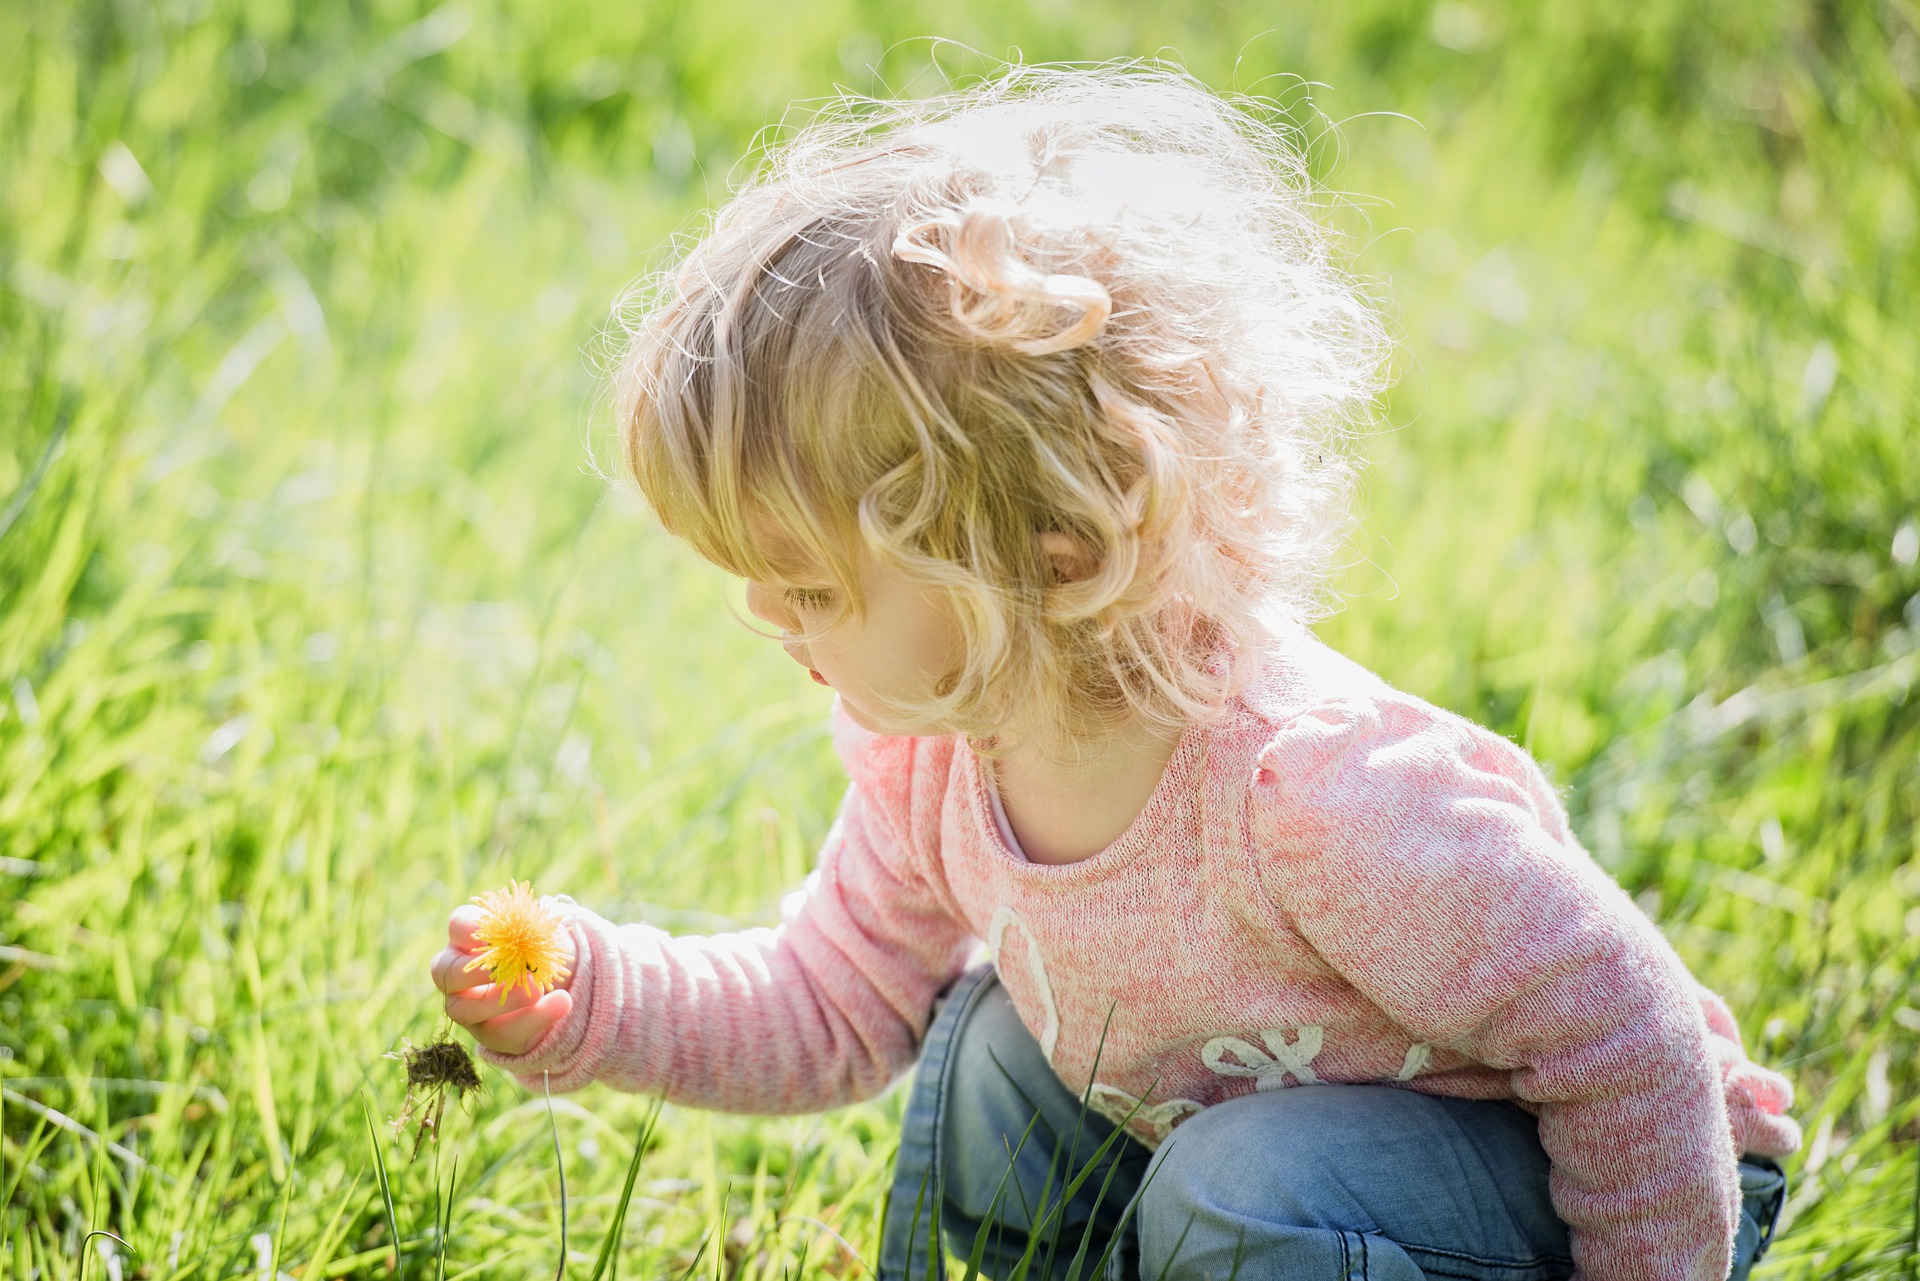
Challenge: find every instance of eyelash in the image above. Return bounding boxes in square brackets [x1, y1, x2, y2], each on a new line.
[783, 587, 834, 611]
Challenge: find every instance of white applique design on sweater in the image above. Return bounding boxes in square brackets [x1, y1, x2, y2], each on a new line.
[987, 906, 1059, 1060]
[1395, 1042, 1433, 1081]
[1087, 1084, 1204, 1144]
[1201, 1027, 1324, 1090]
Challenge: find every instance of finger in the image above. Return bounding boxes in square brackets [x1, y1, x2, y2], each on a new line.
[472, 989, 572, 1057]
[430, 946, 493, 996]
[444, 976, 543, 1025]
[448, 905, 485, 951]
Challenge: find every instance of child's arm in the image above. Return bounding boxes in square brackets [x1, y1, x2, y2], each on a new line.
[1250, 692, 1798, 1281]
[451, 712, 976, 1113]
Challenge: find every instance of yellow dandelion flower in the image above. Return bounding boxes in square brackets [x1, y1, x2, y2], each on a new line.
[464, 880, 572, 1004]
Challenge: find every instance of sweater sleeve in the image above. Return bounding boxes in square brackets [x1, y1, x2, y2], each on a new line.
[1248, 692, 1785, 1281]
[476, 705, 977, 1113]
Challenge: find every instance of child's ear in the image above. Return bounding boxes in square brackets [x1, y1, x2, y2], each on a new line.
[1036, 531, 1095, 584]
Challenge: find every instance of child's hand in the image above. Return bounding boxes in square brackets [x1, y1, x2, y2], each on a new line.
[431, 905, 576, 1057]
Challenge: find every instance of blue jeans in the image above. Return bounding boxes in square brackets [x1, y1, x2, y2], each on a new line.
[878, 968, 1787, 1281]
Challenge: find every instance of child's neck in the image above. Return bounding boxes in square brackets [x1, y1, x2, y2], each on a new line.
[983, 714, 1185, 866]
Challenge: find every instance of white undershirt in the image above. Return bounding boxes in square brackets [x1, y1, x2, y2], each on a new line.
[982, 763, 1029, 861]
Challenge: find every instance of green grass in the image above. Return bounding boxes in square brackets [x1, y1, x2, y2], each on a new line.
[1, 0, 1915, 1276]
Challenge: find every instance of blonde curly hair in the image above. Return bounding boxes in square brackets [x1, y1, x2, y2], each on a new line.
[614, 62, 1390, 754]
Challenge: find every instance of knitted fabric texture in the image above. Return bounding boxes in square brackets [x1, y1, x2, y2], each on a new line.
[481, 634, 1800, 1281]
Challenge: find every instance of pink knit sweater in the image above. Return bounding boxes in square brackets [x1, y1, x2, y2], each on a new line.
[482, 634, 1800, 1281]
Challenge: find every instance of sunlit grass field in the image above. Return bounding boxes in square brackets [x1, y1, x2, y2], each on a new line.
[2, 0, 1916, 1276]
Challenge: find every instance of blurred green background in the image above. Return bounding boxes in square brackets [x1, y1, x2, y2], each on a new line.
[1, 0, 1916, 1276]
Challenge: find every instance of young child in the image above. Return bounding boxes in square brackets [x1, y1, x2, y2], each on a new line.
[429, 66, 1800, 1281]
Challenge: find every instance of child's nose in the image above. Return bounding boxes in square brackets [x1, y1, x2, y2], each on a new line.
[744, 581, 792, 631]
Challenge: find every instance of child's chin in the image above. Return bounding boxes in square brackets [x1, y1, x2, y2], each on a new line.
[837, 697, 887, 733]
[838, 695, 935, 739]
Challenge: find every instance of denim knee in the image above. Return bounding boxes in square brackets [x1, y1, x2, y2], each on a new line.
[1134, 1098, 1361, 1280]
[1134, 1086, 1572, 1281]
[1139, 1095, 1323, 1229]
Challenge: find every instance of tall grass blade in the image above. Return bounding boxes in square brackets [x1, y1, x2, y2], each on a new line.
[268, 1167, 294, 1281]
[1909, 1138, 1918, 1281]
[298, 1167, 368, 1281]
[435, 1154, 458, 1281]
[959, 1112, 1041, 1281]
[361, 1094, 403, 1279]
[1225, 1225, 1246, 1281]
[897, 1161, 932, 1281]
[586, 1097, 665, 1281]
[1148, 1212, 1195, 1281]
[1006, 1088, 1145, 1281]
[546, 1073, 568, 1281]
[1036, 1003, 1120, 1281]
[923, 1165, 943, 1281]
[78, 1231, 132, 1281]
[1058, 1144, 1129, 1281]
[670, 1228, 713, 1281]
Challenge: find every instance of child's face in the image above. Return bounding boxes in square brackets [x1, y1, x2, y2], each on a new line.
[744, 540, 967, 738]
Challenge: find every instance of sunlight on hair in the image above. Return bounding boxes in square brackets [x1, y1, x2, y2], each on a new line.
[613, 62, 1391, 754]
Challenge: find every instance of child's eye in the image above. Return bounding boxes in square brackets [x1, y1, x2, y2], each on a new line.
[783, 586, 835, 612]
